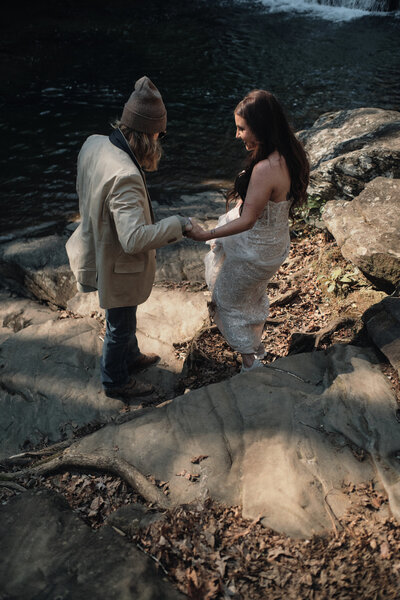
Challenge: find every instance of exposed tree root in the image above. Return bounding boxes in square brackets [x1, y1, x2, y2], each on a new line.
[1, 451, 171, 509]
[0, 481, 26, 492]
[289, 317, 356, 354]
[3, 440, 73, 467]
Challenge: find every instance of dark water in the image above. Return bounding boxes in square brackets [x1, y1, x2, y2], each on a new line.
[1, 0, 399, 233]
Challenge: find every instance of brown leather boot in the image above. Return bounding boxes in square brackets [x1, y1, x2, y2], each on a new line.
[104, 376, 154, 400]
[129, 353, 160, 372]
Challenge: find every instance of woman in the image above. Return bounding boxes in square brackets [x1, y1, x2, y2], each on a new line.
[187, 89, 309, 370]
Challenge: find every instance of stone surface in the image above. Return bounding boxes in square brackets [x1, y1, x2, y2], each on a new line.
[299, 107, 400, 201]
[365, 296, 400, 375]
[65, 344, 400, 538]
[106, 503, 165, 536]
[0, 283, 209, 458]
[155, 240, 208, 283]
[0, 199, 213, 313]
[0, 233, 76, 308]
[0, 317, 123, 460]
[66, 285, 209, 394]
[154, 190, 225, 223]
[0, 290, 59, 344]
[322, 177, 400, 290]
[0, 489, 184, 600]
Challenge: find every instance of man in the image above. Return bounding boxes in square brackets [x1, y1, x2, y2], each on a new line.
[66, 76, 192, 400]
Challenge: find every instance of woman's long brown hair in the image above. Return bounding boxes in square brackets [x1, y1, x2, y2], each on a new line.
[227, 90, 309, 216]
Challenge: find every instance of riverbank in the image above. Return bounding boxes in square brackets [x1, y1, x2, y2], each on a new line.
[1, 222, 399, 599]
[1, 104, 400, 598]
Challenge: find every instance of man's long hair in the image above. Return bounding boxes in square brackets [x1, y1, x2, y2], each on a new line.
[113, 121, 162, 171]
[227, 90, 309, 216]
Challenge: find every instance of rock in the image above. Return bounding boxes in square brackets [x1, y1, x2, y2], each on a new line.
[64, 344, 400, 538]
[154, 190, 225, 223]
[0, 317, 123, 460]
[65, 285, 209, 394]
[299, 107, 400, 201]
[0, 490, 183, 600]
[0, 233, 76, 308]
[155, 239, 208, 283]
[106, 503, 165, 536]
[0, 190, 222, 310]
[364, 296, 400, 375]
[131, 287, 209, 395]
[322, 177, 400, 290]
[0, 218, 211, 315]
[0, 283, 209, 458]
[0, 290, 59, 344]
[66, 290, 104, 318]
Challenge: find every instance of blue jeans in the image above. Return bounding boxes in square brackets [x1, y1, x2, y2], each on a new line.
[100, 306, 140, 389]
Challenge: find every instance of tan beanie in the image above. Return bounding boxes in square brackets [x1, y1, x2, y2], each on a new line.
[120, 76, 167, 134]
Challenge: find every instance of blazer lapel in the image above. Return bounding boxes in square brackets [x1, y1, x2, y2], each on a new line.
[109, 128, 155, 224]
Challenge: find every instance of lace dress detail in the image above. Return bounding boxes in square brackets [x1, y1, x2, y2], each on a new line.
[204, 200, 291, 354]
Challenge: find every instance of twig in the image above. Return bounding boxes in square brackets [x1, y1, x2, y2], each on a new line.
[324, 490, 344, 538]
[270, 289, 300, 308]
[136, 542, 169, 576]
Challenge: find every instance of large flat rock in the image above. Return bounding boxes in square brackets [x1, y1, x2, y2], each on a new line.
[0, 317, 123, 459]
[299, 107, 400, 201]
[0, 489, 184, 600]
[0, 284, 210, 459]
[64, 344, 400, 538]
[66, 285, 209, 394]
[322, 177, 400, 290]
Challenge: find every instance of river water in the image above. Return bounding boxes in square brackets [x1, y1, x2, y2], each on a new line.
[1, 0, 399, 233]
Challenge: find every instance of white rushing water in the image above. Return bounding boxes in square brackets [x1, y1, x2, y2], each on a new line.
[256, 0, 399, 21]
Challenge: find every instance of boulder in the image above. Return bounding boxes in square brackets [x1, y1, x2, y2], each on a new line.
[0, 490, 184, 600]
[0, 229, 209, 312]
[322, 177, 400, 290]
[364, 295, 400, 375]
[0, 233, 76, 308]
[298, 107, 400, 201]
[63, 344, 400, 538]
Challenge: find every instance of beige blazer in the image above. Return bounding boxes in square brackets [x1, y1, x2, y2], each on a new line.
[66, 134, 183, 308]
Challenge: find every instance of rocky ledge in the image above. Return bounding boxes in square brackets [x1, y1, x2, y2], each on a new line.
[1, 107, 400, 599]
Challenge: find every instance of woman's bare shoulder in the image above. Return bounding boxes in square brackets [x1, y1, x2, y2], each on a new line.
[253, 154, 285, 179]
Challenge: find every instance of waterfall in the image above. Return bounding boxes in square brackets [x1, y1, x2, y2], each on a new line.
[305, 0, 399, 10]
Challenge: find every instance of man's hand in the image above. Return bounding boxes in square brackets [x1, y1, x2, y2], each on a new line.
[185, 220, 209, 241]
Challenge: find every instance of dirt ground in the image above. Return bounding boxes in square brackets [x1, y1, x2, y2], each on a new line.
[1, 225, 400, 599]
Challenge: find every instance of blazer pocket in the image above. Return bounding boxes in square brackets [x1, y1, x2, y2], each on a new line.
[114, 253, 145, 273]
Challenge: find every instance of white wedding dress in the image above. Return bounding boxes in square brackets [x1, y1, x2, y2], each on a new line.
[204, 199, 291, 355]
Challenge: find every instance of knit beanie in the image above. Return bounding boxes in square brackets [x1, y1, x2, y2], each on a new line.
[120, 76, 167, 134]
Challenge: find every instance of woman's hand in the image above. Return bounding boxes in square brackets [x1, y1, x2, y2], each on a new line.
[185, 220, 209, 242]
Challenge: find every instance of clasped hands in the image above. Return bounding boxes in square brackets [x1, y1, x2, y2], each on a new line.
[184, 218, 211, 242]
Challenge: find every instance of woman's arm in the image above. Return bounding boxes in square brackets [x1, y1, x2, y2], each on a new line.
[187, 161, 274, 242]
